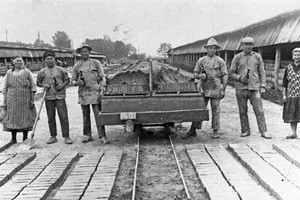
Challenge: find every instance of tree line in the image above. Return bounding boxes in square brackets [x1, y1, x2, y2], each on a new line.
[32, 31, 172, 60]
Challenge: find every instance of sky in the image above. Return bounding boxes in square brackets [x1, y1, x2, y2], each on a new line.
[1, 0, 300, 56]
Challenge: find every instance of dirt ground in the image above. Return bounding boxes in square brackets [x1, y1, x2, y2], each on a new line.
[0, 65, 294, 200]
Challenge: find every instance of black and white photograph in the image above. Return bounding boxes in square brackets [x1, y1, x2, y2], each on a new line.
[0, 0, 300, 199]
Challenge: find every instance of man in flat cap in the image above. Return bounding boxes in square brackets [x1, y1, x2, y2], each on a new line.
[229, 37, 271, 139]
[36, 50, 73, 144]
[183, 38, 228, 139]
[72, 42, 108, 144]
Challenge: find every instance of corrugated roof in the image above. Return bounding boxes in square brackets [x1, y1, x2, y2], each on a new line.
[0, 45, 75, 58]
[172, 9, 300, 55]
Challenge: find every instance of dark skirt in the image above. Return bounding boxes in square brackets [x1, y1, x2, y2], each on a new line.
[283, 97, 300, 123]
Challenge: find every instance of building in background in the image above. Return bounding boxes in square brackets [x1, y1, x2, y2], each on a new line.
[168, 9, 300, 90]
[0, 41, 105, 75]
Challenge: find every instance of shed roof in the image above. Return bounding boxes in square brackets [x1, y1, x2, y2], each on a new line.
[172, 9, 300, 55]
[0, 44, 74, 58]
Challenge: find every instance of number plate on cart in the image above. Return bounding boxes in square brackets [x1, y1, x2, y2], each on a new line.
[120, 112, 136, 120]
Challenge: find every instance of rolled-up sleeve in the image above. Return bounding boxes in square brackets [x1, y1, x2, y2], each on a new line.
[96, 60, 105, 77]
[229, 56, 240, 81]
[27, 70, 37, 92]
[36, 70, 44, 86]
[257, 55, 266, 88]
[72, 64, 78, 81]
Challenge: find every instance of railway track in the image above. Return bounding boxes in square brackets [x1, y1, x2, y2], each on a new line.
[132, 133, 190, 200]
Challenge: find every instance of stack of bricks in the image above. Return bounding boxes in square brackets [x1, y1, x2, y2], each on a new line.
[0, 153, 59, 200]
[187, 145, 240, 200]
[14, 152, 78, 200]
[228, 143, 300, 200]
[205, 144, 273, 200]
[81, 150, 123, 200]
[53, 152, 104, 200]
[0, 152, 36, 187]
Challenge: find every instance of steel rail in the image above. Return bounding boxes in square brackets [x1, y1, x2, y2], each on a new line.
[169, 135, 191, 199]
[132, 136, 140, 200]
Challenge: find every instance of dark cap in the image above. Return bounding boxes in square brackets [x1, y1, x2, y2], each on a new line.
[43, 51, 55, 59]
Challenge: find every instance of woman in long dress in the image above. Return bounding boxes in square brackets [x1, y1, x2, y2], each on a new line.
[283, 48, 300, 139]
[2, 55, 37, 143]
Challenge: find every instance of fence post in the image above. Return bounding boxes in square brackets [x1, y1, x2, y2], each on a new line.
[274, 45, 281, 87]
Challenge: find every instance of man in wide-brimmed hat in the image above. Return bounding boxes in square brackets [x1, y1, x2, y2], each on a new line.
[183, 38, 228, 139]
[36, 50, 73, 145]
[229, 37, 271, 139]
[72, 42, 108, 144]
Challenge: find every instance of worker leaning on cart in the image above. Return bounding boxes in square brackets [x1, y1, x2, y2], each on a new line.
[71, 43, 109, 144]
[183, 38, 228, 139]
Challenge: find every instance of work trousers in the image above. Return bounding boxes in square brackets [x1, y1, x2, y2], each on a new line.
[191, 97, 220, 130]
[45, 99, 69, 138]
[235, 89, 267, 134]
[81, 104, 106, 137]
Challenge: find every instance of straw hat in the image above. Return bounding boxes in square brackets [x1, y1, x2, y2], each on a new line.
[76, 42, 92, 54]
[204, 38, 221, 49]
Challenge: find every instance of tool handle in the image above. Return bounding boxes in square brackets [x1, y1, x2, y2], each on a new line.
[30, 91, 47, 138]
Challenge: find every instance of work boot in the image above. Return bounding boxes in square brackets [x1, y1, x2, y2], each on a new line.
[82, 135, 94, 143]
[261, 132, 272, 139]
[286, 134, 297, 139]
[182, 128, 197, 139]
[10, 139, 17, 144]
[65, 137, 73, 144]
[240, 132, 250, 137]
[47, 136, 58, 144]
[100, 136, 110, 144]
[212, 129, 220, 139]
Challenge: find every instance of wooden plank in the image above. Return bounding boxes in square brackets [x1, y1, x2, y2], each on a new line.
[98, 109, 209, 125]
[101, 95, 206, 112]
[156, 82, 198, 93]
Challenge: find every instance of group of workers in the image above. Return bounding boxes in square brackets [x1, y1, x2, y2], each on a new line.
[2, 43, 109, 145]
[2, 37, 300, 144]
[183, 36, 300, 140]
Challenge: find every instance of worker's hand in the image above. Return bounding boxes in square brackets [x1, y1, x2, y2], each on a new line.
[260, 87, 266, 93]
[282, 94, 287, 102]
[239, 76, 248, 84]
[30, 100, 35, 109]
[220, 90, 225, 99]
[55, 84, 64, 91]
[195, 74, 207, 80]
[77, 79, 84, 86]
[1, 103, 7, 111]
[43, 84, 51, 90]
[99, 90, 104, 97]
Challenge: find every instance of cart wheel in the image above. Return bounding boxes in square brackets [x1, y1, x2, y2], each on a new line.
[135, 124, 143, 137]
